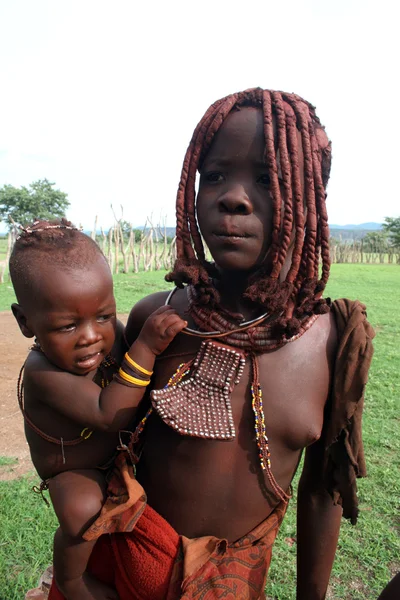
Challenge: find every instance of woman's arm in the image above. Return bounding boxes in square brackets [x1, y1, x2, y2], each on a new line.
[297, 439, 342, 600]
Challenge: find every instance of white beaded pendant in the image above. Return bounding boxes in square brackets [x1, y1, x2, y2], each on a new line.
[151, 340, 245, 440]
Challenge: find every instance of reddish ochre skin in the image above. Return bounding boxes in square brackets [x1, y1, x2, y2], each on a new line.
[12, 254, 187, 600]
[129, 291, 336, 539]
[14, 259, 186, 481]
[126, 109, 343, 599]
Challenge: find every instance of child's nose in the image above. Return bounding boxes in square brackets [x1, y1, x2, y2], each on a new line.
[218, 185, 253, 215]
[78, 324, 102, 346]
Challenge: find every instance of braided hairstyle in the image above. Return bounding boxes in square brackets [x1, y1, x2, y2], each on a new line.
[9, 218, 108, 302]
[166, 88, 332, 338]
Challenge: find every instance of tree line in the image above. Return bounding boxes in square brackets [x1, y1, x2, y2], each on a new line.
[1, 180, 399, 283]
[330, 230, 400, 264]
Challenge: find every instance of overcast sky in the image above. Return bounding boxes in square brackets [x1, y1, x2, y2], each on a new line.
[1, 0, 399, 231]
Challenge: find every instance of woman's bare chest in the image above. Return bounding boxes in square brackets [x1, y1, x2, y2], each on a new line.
[137, 341, 330, 538]
[150, 322, 332, 457]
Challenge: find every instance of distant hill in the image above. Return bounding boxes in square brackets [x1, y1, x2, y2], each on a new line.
[329, 222, 382, 242]
[329, 222, 382, 231]
[85, 226, 177, 238]
[133, 226, 176, 239]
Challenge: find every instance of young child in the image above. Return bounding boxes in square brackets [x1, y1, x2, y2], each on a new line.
[49, 88, 375, 600]
[10, 219, 187, 600]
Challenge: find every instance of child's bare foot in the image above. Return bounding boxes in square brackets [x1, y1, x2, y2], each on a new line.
[58, 573, 118, 600]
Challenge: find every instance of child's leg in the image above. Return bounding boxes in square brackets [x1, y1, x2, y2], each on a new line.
[48, 469, 117, 600]
[377, 573, 400, 600]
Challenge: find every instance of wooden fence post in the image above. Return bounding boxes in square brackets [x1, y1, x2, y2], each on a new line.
[108, 227, 114, 272]
[129, 226, 138, 273]
[91, 216, 98, 241]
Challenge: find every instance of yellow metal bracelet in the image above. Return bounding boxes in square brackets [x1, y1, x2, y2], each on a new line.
[124, 353, 153, 376]
[118, 368, 150, 387]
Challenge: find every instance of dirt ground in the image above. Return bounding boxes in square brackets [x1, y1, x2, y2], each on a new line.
[0, 311, 128, 481]
[0, 312, 33, 480]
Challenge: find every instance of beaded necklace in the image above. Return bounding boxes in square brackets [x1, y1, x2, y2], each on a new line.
[125, 362, 191, 466]
[152, 341, 245, 440]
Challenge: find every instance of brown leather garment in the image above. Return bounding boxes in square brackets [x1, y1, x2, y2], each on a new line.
[323, 298, 375, 524]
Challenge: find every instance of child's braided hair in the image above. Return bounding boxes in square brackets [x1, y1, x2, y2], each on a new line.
[9, 218, 107, 301]
[166, 88, 332, 337]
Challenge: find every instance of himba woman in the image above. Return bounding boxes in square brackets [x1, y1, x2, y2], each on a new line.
[49, 87, 375, 600]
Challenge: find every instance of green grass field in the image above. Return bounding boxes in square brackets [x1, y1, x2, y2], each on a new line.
[0, 264, 399, 599]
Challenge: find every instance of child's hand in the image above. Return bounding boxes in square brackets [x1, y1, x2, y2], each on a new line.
[136, 306, 187, 356]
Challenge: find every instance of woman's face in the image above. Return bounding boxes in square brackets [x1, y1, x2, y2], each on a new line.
[196, 107, 275, 274]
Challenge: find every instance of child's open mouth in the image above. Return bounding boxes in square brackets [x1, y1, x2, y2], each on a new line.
[76, 352, 102, 369]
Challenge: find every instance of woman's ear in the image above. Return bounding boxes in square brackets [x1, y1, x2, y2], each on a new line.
[11, 303, 35, 338]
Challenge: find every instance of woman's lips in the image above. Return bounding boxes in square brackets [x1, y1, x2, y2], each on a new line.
[213, 231, 251, 243]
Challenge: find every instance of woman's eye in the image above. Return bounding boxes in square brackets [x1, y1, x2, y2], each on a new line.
[257, 174, 271, 186]
[204, 172, 224, 183]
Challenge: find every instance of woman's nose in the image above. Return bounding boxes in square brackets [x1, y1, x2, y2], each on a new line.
[217, 185, 253, 215]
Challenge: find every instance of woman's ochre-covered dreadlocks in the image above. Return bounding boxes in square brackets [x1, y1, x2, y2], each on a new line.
[166, 88, 332, 339]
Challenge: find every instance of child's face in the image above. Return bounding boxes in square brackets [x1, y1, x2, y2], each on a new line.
[196, 107, 275, 273]
[18, 256, 116, 375]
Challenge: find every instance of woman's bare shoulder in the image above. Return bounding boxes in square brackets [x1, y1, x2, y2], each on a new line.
[125, 289, 188, 344]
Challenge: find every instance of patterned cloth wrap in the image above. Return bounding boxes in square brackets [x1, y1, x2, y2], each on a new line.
[50, 451, 287, 599]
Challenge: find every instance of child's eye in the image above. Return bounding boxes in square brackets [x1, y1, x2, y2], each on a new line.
[257, 174, 271, 186]
[97, 314, 114, 323]
[204, 171, 224, 183]
[57, 324, 76, 332]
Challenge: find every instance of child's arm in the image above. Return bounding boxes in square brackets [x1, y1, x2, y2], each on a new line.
[27, 306, 186, 431]
[296, 439, 342, 600]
